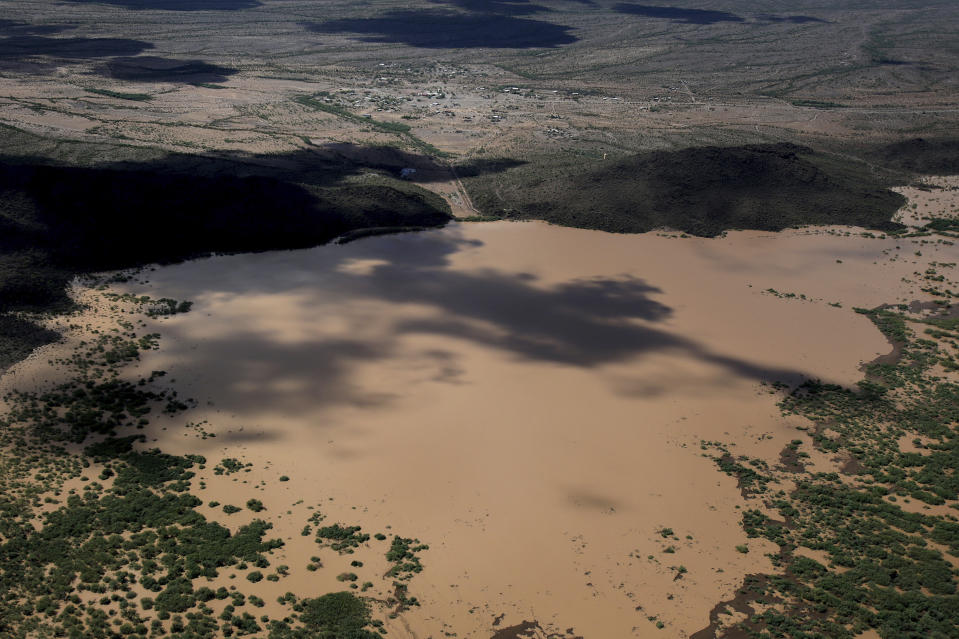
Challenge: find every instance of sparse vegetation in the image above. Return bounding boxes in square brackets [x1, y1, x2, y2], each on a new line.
[1, 1, 957, 637]
[316, 524, 371, 553]
[465, 144, 906, 237]
[295, 94, 449, 157]
[701, 304, 959, 638]
[86, 88, 154, 101]
[0, 292, 427, 637]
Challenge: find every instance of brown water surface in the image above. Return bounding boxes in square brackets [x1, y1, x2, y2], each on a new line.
[60, 221, 954, 637]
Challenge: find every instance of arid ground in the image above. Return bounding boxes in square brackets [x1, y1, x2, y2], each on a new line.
[1, 2, 958, 638]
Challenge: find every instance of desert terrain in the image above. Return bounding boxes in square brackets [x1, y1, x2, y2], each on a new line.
[1, 2, 958, 638]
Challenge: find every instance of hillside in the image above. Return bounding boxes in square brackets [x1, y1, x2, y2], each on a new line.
[0, 149, 452, 367]
[466, 143, 907, 237]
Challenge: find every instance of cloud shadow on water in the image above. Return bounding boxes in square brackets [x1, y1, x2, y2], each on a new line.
[157, 229, 806, 419]
[613, 3, 744, 24]
[303, 10, 578, 49]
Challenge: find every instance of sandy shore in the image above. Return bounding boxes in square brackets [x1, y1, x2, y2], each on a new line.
[5, 211, 957, 637]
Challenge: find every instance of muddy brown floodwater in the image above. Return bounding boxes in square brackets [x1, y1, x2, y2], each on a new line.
[68, 220, 955, 637]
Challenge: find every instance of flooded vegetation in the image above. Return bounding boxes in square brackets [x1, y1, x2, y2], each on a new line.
[7, 196, 959, 636]
[1, 1, 958, 637]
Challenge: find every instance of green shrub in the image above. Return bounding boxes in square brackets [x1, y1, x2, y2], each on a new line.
[294, 591, 378, 638]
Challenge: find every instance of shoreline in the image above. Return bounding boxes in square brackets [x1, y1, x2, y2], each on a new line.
[3, 200, 958, 637]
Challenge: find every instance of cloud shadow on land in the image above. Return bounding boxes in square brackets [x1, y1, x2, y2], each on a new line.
[756, 14, 828, 24]
[0, 20, 75, 36]
[159, 229, 806, 417]
[613, 3, 744, 24]
[303, 10, 578, 49]
[65, 0, 262, 10]
[0, 35, 152, 60]
[429, 0, 550, 16]
[0, 137, 522, 372]
[0, 142, 522, 315]
[0, 28, 152, 74]
[99, 56, 237, 83]
[316, 141, 526, 184]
